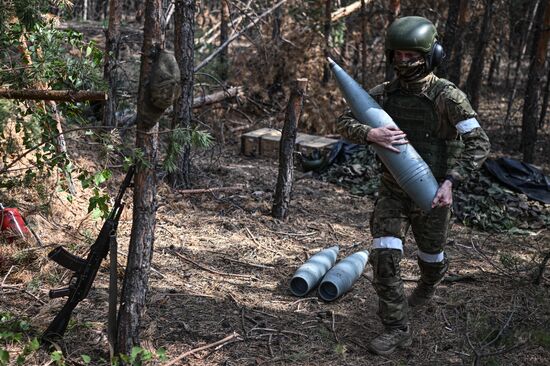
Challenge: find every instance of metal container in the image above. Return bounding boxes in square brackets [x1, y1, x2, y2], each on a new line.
[290, 245, 339, 296]
[318, 250, 369, 302]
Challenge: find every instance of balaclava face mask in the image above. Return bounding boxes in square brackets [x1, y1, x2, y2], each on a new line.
[393, 57, 428, 82]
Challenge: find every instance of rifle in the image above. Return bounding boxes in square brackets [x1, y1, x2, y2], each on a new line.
[42, 166, 135, 343]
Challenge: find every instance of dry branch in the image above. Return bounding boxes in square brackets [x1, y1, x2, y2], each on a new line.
[331, 0, 372, 22]
[192, 86, 243, 108]
[171, 250, 256, 279]
[177, 185, 244, 195]
[0, 89, 107, 102]
[163, 332, 242, 366]
[194, 0, 288, 72]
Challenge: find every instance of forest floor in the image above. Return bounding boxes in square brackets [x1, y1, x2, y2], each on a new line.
[2, 118, 550, 366]
[1, 17, 550, 366]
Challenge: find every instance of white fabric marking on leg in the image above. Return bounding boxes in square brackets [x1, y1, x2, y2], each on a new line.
[456, 118, 481, 134]
[373, 236, 403, 251]
[417, 250, 444, 263]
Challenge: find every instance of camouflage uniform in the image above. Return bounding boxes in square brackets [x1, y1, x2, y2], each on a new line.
[337, 73, 490, 330]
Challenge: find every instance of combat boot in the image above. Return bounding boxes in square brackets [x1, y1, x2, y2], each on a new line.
[408, 254, 448, 307]
[408, 282, 436, 307]
[368, 326, 412, 355]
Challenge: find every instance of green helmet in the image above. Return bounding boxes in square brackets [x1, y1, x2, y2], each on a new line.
[385, 16, 444, 70]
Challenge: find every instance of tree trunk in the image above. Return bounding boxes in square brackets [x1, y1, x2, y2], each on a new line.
[272, 1, 283, 40]
[339, 0, 350, 62]
[464, 0, 492, 111]
[487, 37, 502, 87]
[83, 0, 88, 20]
[117, 0, 165, 355]
[360, 0, 367, 85]
[504, 0, 540, 125]
[521, 0, 550, 163]
[168, 0, 195, 188]
[437, 0, 460, 79]
[539, 63, 550, 128]
[321, 0, 332, 85]
[448, 0, 469, 86]
[384, 0, 400, 81]
[268, 2, 285, 99]
[219, 0, 229, 81]
[272, 79, 308, 220]
[103, 0, 122, 127]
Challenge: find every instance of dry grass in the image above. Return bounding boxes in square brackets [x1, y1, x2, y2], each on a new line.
[1, 140, 549, 365]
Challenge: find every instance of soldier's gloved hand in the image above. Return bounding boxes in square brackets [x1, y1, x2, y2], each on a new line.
[432, 180, 453, 208]
[366, 126, 408, 153]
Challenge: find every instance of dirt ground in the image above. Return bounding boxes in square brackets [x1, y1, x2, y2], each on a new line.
[2, 135, 550, 365]
[1, 16, 550, 366]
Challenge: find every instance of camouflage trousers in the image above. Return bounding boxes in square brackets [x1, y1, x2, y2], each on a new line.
[369, 175, 450, 329]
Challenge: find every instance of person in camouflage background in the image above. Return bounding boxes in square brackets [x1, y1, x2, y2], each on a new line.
[336, 16, 490, 355]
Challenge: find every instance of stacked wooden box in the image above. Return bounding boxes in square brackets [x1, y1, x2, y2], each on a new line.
[241, 128, 338, 158]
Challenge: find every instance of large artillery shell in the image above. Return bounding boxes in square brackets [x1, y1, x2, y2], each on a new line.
[290, 245, 339, 296]
[318, 250, 369, 301]
[328, 57, 438, 211]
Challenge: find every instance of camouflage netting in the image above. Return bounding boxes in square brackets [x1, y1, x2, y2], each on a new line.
[321, 148, 550, 233]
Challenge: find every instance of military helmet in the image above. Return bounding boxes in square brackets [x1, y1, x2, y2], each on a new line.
[386, 16, 444, 70]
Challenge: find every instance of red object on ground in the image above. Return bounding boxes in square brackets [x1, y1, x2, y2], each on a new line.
[0, 205, 30, 242]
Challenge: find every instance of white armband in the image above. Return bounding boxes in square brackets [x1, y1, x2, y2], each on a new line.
[455, 118, 481, 134]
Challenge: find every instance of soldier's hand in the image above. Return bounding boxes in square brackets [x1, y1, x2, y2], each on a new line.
[432, 180, 453, 208]
[366, 126, 408, 153]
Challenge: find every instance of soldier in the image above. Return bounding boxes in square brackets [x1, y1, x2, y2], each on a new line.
[336, 16, 490, 355]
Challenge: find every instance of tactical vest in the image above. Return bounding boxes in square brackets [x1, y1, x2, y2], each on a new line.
[383, 79, 464, 180]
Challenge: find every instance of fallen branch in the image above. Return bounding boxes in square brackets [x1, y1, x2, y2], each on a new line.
[163, 332, 242, 366]
[331, 0, 372, 22]
[171, 250, 256, 279]
[0, 89, 107, 102]
[1, 285, 46, 305]
[177, 185, 244, 195]
[192, 86, 243, 108]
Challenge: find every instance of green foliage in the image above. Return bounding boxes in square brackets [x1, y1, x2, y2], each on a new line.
[163, 127, 214, 174]
[0, 312, 40, 366]
[81, 354, 91, 364]
[1, 22, 103, 90]
[111, 346, 167, 366]
[78, 169, 113, 219]
[0, 349, 8, 366]
[334, 343, 347, 357]
[0, 8, 105, 210]
[50, 350, 64, 365]
[12, 0, 48, 29]
[331, 21, 347, 49]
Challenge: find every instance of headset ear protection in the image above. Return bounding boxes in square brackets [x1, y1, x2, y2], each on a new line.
[427, 41, 445, 70]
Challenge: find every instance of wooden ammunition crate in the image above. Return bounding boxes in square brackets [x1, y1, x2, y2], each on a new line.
[296, 136, 338, 157]
[241, 128, 278, 156]
[259, 129, 283, 158]
[240, 128, 338, 158]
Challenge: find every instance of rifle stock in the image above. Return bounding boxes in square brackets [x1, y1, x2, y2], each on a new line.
[42, 166, 134, 344]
